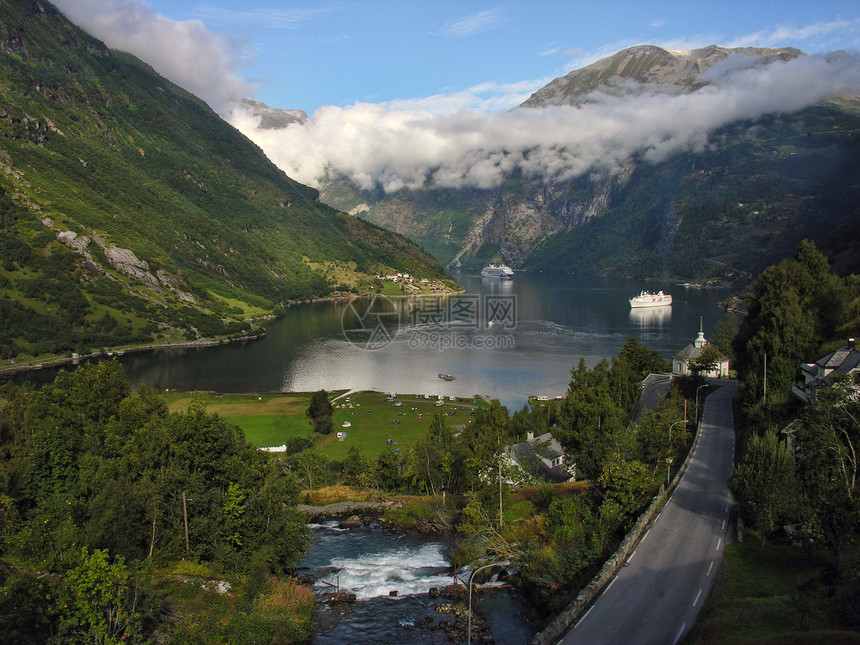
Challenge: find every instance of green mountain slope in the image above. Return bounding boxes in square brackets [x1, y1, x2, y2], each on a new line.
[525, 106, 860, 278]
[0, 1, 450, 362]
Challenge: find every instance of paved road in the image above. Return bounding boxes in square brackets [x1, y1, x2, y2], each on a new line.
[633, 375, 673, 424]
[561, 380, 737, 645]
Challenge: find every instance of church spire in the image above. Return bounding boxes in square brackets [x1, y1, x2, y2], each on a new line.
[694, 316, 707, 348]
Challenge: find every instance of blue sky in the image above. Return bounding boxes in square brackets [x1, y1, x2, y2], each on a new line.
[53, 1, 860, 193]
[57, 1, 860, 114]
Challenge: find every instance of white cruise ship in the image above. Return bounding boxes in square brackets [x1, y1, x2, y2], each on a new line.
[481, 264, 514, 279]
[629, 290, 672, 308]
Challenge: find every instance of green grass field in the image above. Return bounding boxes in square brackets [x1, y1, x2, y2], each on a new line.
[688, 531, 860, 644]
[166, 391, 316, 448]
[320, 390, 488, 459]
[222, 415, 314, 449]
[165, 389, 489, 460]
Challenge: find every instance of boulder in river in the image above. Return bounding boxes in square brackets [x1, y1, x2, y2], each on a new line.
[339, 515, 362, 528]
[328, 592, 357, 604]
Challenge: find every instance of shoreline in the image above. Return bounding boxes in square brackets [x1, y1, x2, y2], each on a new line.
[0, 287, 464, 380]
[286, 287, 464, 305]
[0, 331, 266, 378]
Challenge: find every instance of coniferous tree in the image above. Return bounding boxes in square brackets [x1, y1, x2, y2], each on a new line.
[556, 359, 628, 480]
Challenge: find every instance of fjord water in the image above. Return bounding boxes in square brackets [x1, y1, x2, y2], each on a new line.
[112, 272, 729, 410]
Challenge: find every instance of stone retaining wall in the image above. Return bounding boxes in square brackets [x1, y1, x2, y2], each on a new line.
[296, 500, 402, 518]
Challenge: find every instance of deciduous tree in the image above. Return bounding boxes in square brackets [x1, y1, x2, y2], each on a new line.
[729, 429, 798, 540]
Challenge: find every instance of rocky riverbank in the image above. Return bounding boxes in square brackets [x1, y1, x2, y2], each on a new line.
[296, 500, 403, 520]
[429, 600, 494, 644]
[298, 498, 456, 537]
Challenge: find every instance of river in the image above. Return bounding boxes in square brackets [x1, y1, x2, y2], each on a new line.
[17, 272, 729, 411]
[299, 520, 535, 644]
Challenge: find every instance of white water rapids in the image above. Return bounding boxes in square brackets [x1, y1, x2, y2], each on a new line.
[304, 521, 453, 600]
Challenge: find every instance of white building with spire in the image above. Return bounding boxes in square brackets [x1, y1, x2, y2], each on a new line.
[672, 320, 730, 378]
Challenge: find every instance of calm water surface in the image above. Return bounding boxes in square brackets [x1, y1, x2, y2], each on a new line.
[107, 272, 728, 410]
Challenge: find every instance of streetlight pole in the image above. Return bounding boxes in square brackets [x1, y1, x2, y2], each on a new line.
[668, 419, 688, 443]
[468, 560, 510, 645]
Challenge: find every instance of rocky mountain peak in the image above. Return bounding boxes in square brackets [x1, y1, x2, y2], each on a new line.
[239, 97, 307, 129]
[520, 44, 806, 107]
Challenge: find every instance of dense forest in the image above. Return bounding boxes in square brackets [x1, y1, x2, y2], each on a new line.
[722, 240, 860, 636]
[0, 332, 713, 640]
[0, 362, 312, 643]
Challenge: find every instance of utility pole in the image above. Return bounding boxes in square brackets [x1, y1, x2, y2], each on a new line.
[498, 460, 503, 527]
[763, 352, 767, 404]
[182, 491, 189, 554]
[149, 511, 156, 558]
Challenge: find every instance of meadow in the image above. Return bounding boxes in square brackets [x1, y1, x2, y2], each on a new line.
[688, 532, 860, 644]
[166, 389, 489, 460]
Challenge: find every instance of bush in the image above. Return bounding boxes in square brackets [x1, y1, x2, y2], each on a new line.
[313, 415, 333, 435]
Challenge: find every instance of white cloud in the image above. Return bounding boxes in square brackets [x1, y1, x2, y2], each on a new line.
[726, 18, 860, 50]
[231, 53, 860, 193]
[192, 5, 335, 30]
[52, 0, 250, 116]
[438, 9, 505, 38]
[49, 1, 860, 199]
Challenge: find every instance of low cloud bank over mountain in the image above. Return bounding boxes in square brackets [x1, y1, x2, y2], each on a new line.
[54, 1, 860, 193]
[53, 0, 250, 116]
[232, 52, 860, 192]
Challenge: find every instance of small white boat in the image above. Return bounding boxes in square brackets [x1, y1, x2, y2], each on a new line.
[629, 290, 672, 308]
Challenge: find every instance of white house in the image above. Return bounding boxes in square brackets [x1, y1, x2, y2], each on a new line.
[672, 322, 730, 378]
[505, 431, 574, 484]
[793, 339, 860, 403]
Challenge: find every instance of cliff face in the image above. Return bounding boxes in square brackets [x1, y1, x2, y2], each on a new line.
[318, 159, 632, 270]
